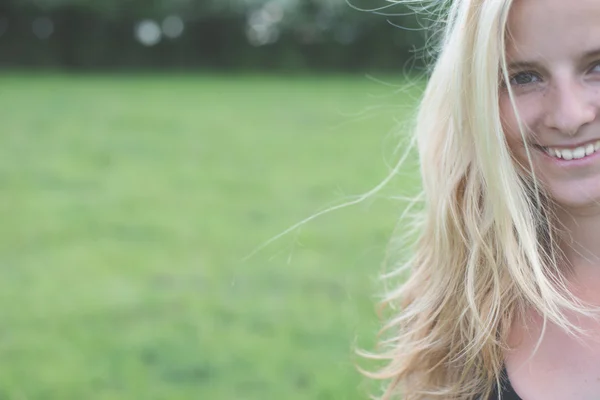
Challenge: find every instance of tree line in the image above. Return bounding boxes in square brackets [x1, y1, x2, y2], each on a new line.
[0, 0, 430, 71]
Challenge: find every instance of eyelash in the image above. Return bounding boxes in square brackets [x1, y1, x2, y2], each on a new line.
[507, 62, 600, 87]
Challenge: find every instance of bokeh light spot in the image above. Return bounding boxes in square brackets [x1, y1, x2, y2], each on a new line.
[162, 16, 184, 39]
[135, 20, 161, 47]
[32, 17, 54, 40]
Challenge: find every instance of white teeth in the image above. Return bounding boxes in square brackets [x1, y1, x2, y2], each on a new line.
[573, 147, 586, 159]
[586, 144, 595, 156]
[562, 149, 574, 160]
[546, 140, 600, 161]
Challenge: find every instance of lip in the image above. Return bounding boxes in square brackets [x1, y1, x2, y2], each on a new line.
[537, 138, 600, 150]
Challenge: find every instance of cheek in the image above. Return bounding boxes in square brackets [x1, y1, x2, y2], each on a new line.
[499, 94, 541, 157]
[499, 95, 524, 153]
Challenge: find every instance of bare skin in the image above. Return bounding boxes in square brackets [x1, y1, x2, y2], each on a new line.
[500, 0, 600, 398]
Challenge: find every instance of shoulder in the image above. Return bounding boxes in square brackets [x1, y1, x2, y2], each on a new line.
[503, 306, 543, 399]
[503, 304, 599, 399]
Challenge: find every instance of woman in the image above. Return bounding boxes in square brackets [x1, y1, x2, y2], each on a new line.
[370, 0, 600, 399]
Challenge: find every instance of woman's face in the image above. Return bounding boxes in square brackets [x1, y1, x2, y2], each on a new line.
[501, 0, 600, 210]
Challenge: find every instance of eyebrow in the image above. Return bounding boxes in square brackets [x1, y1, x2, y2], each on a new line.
[507, 47, 600, 71]
[582, 47, 600, 61]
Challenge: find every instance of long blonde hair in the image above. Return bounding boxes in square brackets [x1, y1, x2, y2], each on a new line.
[366, 0, 596, 398]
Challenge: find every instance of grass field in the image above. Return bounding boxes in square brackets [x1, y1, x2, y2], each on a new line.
[0, 73, 422, 399]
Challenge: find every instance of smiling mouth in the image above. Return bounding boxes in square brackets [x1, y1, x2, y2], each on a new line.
[534, 140, 600, 161]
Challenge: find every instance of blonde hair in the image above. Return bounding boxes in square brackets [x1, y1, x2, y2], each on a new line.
[366, 0, 597, 399]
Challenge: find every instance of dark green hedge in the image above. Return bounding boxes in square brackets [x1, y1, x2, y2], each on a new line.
[0, 0, 430, 71]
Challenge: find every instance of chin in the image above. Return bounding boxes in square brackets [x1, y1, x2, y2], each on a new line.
[543, 178, 600, 213]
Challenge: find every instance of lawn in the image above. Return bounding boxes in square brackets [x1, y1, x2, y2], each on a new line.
[0, 73, 422, 399]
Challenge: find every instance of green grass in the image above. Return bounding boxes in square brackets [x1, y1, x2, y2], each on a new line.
[0, 73, 422, 399]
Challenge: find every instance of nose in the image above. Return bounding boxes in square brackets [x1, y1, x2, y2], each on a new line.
[543, 78, 596, 136]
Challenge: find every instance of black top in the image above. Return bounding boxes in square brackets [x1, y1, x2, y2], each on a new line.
[490, 368, 521, 400]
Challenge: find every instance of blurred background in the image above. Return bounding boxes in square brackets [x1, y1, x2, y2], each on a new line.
[0, 0, 426, 71]
[1, 0, 426, 399]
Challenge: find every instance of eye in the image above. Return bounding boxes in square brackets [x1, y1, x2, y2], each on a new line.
[509, 71, 542, 86]
[589, 62, 600, 73]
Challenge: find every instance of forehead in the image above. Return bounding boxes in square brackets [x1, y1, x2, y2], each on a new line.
[506, 0, 600, 60]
